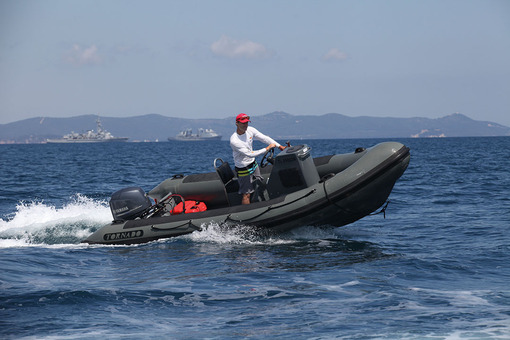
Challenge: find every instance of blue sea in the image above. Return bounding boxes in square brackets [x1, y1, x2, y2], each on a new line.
[1, 137, 509, 339]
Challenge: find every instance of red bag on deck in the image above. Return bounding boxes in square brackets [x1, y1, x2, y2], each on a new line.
[171, 201, 207, 214]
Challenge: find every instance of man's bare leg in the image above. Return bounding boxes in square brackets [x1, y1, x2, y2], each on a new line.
[242, 193, 251, 205]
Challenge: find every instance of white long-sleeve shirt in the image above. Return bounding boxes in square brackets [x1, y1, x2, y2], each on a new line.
[230, 126, 280, 168]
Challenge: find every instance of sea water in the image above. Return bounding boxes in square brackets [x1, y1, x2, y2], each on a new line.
[1, 137, 509, 339]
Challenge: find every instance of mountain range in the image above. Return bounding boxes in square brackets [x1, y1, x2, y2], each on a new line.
[1, 111, 509, 144]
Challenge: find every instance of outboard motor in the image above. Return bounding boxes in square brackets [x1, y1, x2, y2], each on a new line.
[266, 144, 320, 198]
[109, 187, 152, 222]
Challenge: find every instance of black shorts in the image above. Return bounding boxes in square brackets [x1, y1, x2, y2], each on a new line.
[236, 163, 262, 194]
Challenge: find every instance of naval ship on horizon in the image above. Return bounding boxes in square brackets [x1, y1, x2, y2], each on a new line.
[46, 118, 129, 143]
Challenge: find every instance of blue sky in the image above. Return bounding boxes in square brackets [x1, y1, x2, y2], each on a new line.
[1, 0, 509, 126]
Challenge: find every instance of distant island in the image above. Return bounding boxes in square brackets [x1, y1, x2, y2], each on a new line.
[0, 112, 509, 144]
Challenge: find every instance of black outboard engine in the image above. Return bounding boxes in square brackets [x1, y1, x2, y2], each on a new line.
[266, 144, 320, 198]
[109, 187, 152, 222]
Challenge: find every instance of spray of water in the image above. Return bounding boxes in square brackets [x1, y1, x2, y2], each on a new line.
[186, 222, 342, 245]
[0, 194, 112, 247]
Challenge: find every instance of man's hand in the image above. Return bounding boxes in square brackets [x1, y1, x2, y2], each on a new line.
[266, 143, 276, 151]
[278, 145, 287, 151]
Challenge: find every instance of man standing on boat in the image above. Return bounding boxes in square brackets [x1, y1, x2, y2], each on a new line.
[230, 113, 286, 205]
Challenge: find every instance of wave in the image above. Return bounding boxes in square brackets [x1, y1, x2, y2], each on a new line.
[0, 194, 111, 248]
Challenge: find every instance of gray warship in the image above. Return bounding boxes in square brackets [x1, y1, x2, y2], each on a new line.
[47, 119, 128, 143]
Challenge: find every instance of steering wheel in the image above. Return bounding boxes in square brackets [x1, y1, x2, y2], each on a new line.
[260, 147, 275, 168]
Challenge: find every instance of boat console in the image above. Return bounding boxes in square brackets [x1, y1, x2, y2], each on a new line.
[266, 144, 320, 198]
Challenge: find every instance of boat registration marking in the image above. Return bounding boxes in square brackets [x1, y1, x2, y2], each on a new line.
[103, 230, 144, 241]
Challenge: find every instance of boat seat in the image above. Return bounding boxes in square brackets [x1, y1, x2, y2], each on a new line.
[214, 158, 239, 194]
[214, 158, 235, 184]
[214, 158, 241, 206]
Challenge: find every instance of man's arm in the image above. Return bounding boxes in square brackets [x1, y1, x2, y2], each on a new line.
[230, 136, 267, 158]
[251, 127, 281, 149]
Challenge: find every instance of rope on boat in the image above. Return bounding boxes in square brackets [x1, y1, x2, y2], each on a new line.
[322, 179, 356, 215]
[368, 200, 390, 218]
[151, 219, 202, 231]
[225, 189, 316, 223]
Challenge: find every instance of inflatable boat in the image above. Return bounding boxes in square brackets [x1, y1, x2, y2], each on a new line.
[83, 142, 410, 245]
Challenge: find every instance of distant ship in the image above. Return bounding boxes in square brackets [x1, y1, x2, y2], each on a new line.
[46, 119, 129, 143]
[168, 128, 222, 141]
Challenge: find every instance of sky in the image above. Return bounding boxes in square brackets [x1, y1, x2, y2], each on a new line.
[1, 0, 509, 126]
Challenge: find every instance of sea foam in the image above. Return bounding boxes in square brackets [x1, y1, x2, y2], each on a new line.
[0, 194, 111, 247]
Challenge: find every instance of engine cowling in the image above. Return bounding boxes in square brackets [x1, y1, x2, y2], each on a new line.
[109, 187, 152, 222]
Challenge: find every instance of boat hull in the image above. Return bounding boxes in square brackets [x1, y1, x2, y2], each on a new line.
[83, 142, 410, 245]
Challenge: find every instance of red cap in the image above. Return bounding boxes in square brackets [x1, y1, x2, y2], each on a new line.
[236, 113, 250, 123]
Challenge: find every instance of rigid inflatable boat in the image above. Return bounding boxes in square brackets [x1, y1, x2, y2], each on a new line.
[83, 142, 410, 245]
